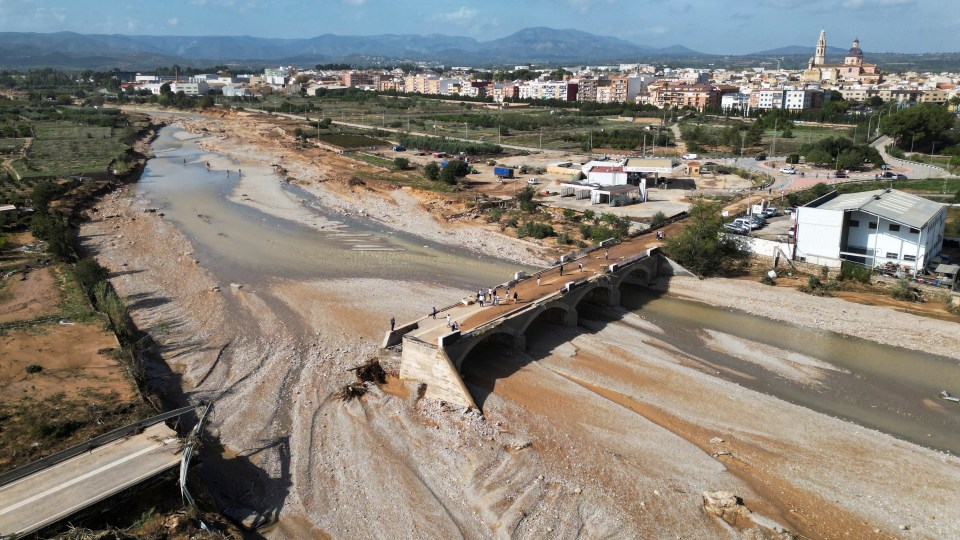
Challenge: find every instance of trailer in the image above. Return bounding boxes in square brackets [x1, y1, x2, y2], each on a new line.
[493, 166, 514, 179]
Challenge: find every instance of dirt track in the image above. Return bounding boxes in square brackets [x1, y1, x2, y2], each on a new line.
[76, 110, 960, 539]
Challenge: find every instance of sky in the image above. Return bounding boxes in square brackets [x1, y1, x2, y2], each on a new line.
[0, 0, 956, 55]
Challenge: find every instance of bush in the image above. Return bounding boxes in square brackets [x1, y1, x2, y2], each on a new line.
[393, 157, 410, 170]
[761, 275, 776, 286]
[650, 211, 668, 228]
[516, 221, 555, 239]
[786, 153, 800, 164]
[891, 279, 920, 301]
[75, 257, 109, 294]
[583, 210, 596, 222]
[557, 232, 573, 245]
[886, 145, 905, 159]
[29, 213, 73, 260]
[486, 208, 503, 223]
[504, 216, 518, 228]
[423, 162, 440, 181]
[515, 186, 538, 213]
[25, 364, 43, 374]
[562, 209, 578, 221]
[840, 261, 871, 284]
[661, 200, 744, 277]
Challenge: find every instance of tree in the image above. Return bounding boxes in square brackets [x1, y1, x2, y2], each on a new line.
[662, 200, 742, 277]
[866, 95, 885, 107]
[439, 159, 470, 184]
[650, 211, 668, 228]
[515, 186, 538, 213]
[423, 161, 440, 181]
[393, 157, 410, 170]
[30, 180, 61, 214]
[29, 214, 73, 260]
[786, 153, 801, 164]
[159, 82, 172, 95]
[881, 103, 955, 150]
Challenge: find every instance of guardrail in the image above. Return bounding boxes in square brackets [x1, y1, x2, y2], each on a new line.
[0, 405, 196, 488]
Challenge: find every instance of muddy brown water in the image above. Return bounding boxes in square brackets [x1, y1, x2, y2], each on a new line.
[616, 287, 960, 455]
[135, 125, 528, 288]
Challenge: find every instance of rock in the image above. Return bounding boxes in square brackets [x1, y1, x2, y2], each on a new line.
[230, 282, 242, 289]
[709, 437, 724, 444]
[702, 491, 751, 526]
[510, 441, 532, 451]
[900, 525, 910, 531]
[573, 487, 582, 494]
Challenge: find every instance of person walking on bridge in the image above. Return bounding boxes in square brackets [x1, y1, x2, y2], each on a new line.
[431, 306, 437, 319]
[390, 317, 395, 331]
[446, 314, 451, 328]
[559, 264, 564, 276]
[578, 262, 583, 273]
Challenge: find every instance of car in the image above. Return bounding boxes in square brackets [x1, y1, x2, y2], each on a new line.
[784, 206, 797, 215]
[733, 217, 761, 230]
[882, 171, 895, 179]
[763, 207, 780, 217]
[682, 153, 698, 160]
[755, 154, 767, 161]
[527, 178, 539, 185]
[479, 136, 487, 141]
[895, 174, 908, 180]
[723, 222, 748, 235]
[391, 145, 406, 152]
[779, 166, 796, 174]
[834, 172, 849, 178]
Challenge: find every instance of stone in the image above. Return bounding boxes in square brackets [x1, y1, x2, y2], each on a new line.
[702, 491, 752, 526]
[709, 437, 724, 444]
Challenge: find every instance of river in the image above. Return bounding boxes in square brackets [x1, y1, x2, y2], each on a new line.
[137, 124, 960, 456]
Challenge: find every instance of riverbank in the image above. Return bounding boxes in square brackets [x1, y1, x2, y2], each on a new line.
[136, 108, 549, 267]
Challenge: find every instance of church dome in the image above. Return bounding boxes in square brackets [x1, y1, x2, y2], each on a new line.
[847, 38, 863, 58]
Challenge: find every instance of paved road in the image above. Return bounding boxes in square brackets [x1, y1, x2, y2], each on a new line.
[0, 423, 181, 537]
[871, 135, 950, 179]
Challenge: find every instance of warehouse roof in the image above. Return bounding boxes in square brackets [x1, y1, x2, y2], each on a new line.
[809, 189, 944, 229]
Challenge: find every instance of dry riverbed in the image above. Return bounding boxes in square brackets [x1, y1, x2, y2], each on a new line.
[77, 109, 960, 539]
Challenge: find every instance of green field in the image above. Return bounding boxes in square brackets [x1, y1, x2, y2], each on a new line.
[11, 121, 137, 179]
[0, 138, 25, 155]
[314, 133, 388, 148]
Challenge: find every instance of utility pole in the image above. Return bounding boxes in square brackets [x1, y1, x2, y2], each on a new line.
[465, 121, 468, 139]
[771, 117, 779, 157]
[539, 126, 543, 150]
[740, 131, 746, 158]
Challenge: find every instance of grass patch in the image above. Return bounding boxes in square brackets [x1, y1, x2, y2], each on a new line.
[349, 152, 395, 169]
[315, 133, 388, 148]
[13, 121, 138, 179]
[54, 264, 100, 324]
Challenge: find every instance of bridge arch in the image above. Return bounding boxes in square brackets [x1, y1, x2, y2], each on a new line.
[516, 303, 576, 337]
[565, 280, 616, 310]
[450, 329, 518, 372]
[612, 265, 652, 289]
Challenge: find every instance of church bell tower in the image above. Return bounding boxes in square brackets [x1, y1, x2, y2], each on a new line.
[814, 29, 827, 66]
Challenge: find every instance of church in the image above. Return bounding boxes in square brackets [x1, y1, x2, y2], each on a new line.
[801, 30, 881, 84]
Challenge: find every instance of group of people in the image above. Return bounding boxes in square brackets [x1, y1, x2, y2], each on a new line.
[476, 287, 517, 307]
[656, 230, 666, 240]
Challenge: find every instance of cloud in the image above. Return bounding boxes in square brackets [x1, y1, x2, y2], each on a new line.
[646, 25, 668, 36]
[341, 0, 367, 4]
[431, 6, 477, 24]
[843, 0, 914, 6]
[167, 17, 179, 27]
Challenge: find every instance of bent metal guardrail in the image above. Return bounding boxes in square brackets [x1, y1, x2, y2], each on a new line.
[0, 405, 196, 488]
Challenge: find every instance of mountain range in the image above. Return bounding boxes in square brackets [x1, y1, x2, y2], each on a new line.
[0, 27, 708, 69]
[0, 27, 931, 71]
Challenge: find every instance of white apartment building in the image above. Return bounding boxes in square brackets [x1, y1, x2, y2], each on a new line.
[795, 189, 946, 271]
[518, 81, 577, 101]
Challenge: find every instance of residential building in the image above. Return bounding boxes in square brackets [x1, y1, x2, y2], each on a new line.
[795, 189, 946, 271]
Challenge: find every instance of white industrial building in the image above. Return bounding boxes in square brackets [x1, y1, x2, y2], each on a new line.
[794, 189, 946, 272]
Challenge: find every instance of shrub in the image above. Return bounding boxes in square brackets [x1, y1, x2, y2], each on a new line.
[579, 224, 593, 239]
[515, 186, 538, 213]
[890, 279, 920, 301]
[486, 208, 503, 223]
[562, 208, 578, 221]
[583, 209, 596, 222]
[786, 153, 800, 164]
[557, 232, 573, 245]
[504, 216, 519, 228]
[840, 261, 872, 284]
[516, 221, 555, 239]
[75, 257, 109, 294]
[25, 364, 43, 373]
[393, 157, 410, 170]
[423, 162, 440, 181]
[761, 275, 776, 286]
[650, 211, 668, 228]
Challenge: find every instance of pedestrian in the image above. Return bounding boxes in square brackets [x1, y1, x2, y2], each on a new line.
[452, 321, 459, 332]
[513, 291, 518, 303]
[537, 277, 541, 286]
[479, 294, 484, 307]
[431, 306, 437, 319]
[505, 287, 510, 299]
[446, 314, 451, 328]
[578, 262, 583, 273]
[390, 317, 395, 331]
[604, 250, 609, 260]
[559, 264, 564, 276]
[488, 288, 493, 298]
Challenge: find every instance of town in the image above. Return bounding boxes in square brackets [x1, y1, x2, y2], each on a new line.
[2, 15, 960, 540]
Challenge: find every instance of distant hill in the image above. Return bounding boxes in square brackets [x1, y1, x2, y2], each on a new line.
[0, 30, 955, 72]
[750, 45, 850, 56]
[0, 28, 706, 69]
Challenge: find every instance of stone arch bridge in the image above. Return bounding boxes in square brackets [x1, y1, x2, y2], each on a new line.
[386, 248, 685, 408]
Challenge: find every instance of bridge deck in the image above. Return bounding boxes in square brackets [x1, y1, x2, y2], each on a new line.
[0, 422, 181, 537]
[407, 228, 672, 342]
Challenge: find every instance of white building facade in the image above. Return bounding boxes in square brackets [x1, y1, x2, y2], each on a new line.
[795, 189, 946, 272]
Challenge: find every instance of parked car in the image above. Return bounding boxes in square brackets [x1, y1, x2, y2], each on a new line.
[834, 171, 849, 178]
[723, 222, 749, 235]
[779, 166, 796, 174]
[391, 145, 406, 152]
[882, 171, 895, 178]
[755, 154, 767, 161]
[527, 177, 539, 185]
[733, 217, 761, 230]
[682, 153, 698, 160]
[895, 174, 908, 180]
[763, 207, 780, 217]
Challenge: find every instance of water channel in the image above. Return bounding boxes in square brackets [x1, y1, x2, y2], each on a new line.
[136, 124, 960, 455]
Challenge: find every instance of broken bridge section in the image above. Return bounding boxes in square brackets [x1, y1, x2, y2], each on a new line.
[390, 248, 678, 408]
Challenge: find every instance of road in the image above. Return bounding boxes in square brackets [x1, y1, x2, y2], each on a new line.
[0, 423, 181, 538]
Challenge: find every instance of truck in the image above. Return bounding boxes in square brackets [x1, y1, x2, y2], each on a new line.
[391, 145, 406, 152]
[493, 166, 514, 179]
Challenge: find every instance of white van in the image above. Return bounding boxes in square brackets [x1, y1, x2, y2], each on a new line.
[682, 153, 698, 160]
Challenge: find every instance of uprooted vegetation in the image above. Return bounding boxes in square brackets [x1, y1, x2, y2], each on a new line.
[336, 359, 387, 401]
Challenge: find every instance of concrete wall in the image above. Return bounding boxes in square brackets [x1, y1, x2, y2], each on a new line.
[728, 235, 793, 259]
[398, 338, 476, 407]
